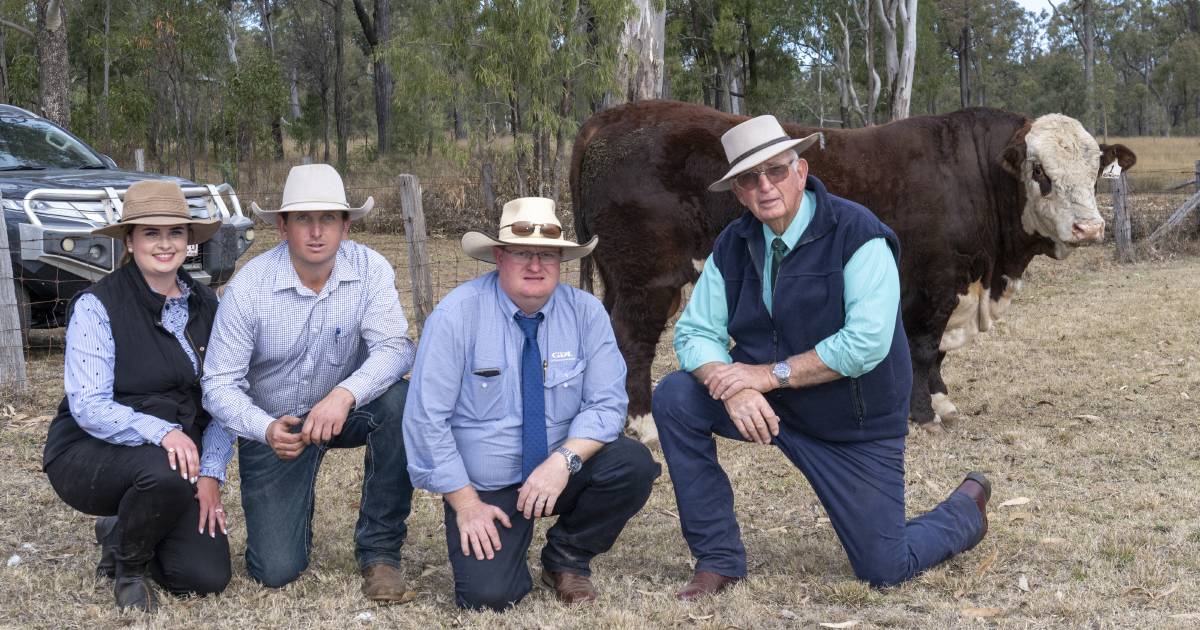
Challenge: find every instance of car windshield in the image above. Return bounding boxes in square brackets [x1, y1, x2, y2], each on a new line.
[0, 116, 104, 170]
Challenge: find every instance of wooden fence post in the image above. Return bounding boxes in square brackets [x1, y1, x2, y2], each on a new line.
[398, 174, 434, 332]
[1195, 160, 1199, 193]
[0, 205, 29, 394]
[1112, 173, 1133, 263]
[134, 148, 145, 172]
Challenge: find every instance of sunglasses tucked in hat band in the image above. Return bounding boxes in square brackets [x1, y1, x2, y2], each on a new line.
[461, 197, 598, 264]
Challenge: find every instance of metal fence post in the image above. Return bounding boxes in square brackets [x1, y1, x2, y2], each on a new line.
[398, 174, 434, 333]
[0, 204, 29, 394]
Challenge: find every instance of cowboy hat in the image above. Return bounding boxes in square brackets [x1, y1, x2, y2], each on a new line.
[709, 115, 824, 192]
[461, 197, 598, 263]
[250, 163, 373, 221]
[92, 180, 221, 244]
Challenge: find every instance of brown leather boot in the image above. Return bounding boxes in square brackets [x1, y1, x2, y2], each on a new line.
[540, 569, 599, 604]
[361, 563, 414, 602]
[955, 471, 992, 546]
[675, 570, 741, 601]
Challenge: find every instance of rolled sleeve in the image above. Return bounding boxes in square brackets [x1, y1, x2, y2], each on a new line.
[566, 303, 627, 443]
[402, 307, 473, 494]
[337, 262, 416, 407]
[815, 237, 900, 377]
[201, 288, 277, 444]
[674, 255, 733, 371]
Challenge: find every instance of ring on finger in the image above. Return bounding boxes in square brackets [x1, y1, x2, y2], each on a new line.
[214, 508, 224, 513]
[168, 448, 176, 453]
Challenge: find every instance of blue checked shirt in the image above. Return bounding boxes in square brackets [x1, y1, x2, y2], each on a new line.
[202, 241, 416, 444]
[64, 279, 236, 482]
[403, 271, 628, 494]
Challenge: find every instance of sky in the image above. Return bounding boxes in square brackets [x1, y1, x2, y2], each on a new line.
[1016, 0, 1060, 15]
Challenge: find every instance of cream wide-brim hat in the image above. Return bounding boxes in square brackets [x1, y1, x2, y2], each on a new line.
[461, 197, 598, 264]
[709, 115, 824, 192]
[92, 179, 221, 244]
[250, 163, 374, 221]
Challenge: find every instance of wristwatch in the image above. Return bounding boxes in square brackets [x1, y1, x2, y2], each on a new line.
[555, 446, 583, 475]
[772, 360, 792, 388]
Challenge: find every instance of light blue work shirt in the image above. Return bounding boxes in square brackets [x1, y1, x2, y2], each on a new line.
[674, 189, 901, 378]
[403, 271, 628, 494]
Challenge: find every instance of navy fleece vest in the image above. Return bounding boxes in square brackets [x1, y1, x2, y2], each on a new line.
[43, 263, 218, 469]
[712, 175, 912, 442]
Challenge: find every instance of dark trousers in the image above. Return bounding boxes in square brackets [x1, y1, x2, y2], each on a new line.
[652, 370, 984, 586]
[238, 381, 413, 588]
[45, 438, 231, 596]
[443, 436, 660, 611]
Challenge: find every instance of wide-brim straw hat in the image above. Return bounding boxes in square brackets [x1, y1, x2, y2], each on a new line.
[461, 197, 598, 264]
[250, 163, 374, 221]
[92, 180, 221, 244]
[709, 115, 824, 192]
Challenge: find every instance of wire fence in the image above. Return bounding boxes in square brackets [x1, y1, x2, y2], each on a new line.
[3, 165, 1199, 396]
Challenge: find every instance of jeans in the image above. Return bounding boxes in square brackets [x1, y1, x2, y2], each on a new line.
[652, 370, 984, 586]
[45, 436, 231, 596]
[238, 381, 413, 588]
[443, 436, 660, 611]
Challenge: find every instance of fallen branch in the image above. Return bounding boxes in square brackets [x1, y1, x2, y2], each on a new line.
[1147, 188, 1200, 243]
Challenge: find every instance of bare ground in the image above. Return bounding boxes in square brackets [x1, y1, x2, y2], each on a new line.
[2, 231, 1199, 629]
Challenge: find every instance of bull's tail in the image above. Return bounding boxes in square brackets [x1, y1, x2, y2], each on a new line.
[570, 118, 600, 294]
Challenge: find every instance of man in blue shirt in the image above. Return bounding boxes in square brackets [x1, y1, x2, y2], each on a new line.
[652, 115, 993, 599]
[404, 197, 660, 611]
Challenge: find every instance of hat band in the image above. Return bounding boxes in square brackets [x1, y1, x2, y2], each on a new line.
[119, 211, 193, 222]
[730, 135, 794, 167]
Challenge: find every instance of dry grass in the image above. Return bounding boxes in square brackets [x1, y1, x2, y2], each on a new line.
[3, 227, 1200, 628]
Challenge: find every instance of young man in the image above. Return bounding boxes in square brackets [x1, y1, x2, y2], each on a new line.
[652, 115, 992, 599]
[403, 197, 660, 611]
[202, 164, 416, 601]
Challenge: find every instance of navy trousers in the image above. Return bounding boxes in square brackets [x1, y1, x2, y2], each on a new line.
[652, 370, 984, 586]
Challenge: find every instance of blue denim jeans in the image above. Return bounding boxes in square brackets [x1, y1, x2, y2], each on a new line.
[238, 381, 413, 588]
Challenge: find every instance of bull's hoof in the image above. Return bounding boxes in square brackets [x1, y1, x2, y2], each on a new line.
[930, 393, 962, 426]
[912, 418, 945, 434]
[626, 413, 661, 450]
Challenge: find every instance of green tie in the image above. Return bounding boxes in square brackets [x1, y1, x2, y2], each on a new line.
[770, 237, 787, 291]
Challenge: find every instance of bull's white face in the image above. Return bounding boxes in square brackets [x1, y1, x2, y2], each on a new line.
[1020, 114, 1106, 258]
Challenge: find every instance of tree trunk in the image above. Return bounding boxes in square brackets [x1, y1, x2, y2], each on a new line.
[1082, 0, 1096, 132]
[1, 17, 9, 104]
[957, 23, 970, 109]
[258, 0, 286, 159]
[353, 0, 393, 153]
[334, 0, 348, 172]
[604, 0, 666, 107]
[36, 0, 70, 127]
[290, 67, 302, 120]
[101, 0, 110, 147]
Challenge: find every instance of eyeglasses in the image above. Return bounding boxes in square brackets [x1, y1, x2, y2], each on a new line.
[504, 249, 561, 264]
[502, 221, 562, 238]
[732, 160, 796, 190]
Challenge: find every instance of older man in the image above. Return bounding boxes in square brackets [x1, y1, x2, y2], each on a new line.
[403, 197, 660, 611]
[202, 164, 416, 600]
[652, 115, 992, 599]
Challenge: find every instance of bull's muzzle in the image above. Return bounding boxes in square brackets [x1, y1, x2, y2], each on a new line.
[1071, 218, 1105, 242]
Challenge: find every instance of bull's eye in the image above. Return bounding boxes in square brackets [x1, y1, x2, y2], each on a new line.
[1030, 163, 1052, 196]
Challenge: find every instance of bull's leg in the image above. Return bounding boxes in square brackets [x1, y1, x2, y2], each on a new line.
[608, 285, 682, 448]
[928, 351, 962, 425]
[907, 336, 942, 433]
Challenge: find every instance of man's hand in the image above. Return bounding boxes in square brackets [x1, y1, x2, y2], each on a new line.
[266, 415, 306, 460]
[516, 455, 570, 519]
[455, 500, 513, 560]
[704, 362, 776, 400]
[723, 389, 780, 444]
[301, 387, 356, 445]
[195, 476, 228, 538]
[161, 429, 200, 482]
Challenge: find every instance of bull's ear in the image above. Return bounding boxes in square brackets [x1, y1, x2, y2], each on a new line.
[1099, 143, 1137, 174]
[1000, 123, 1030, 178]
[1000, 142, 1025, 178]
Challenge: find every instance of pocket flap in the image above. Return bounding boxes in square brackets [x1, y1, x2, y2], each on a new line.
[544, 360, 586, 388]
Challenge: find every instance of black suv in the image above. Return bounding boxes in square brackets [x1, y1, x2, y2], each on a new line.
[1, 104, 256, 336]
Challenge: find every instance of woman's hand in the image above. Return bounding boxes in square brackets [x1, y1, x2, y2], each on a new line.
[195, 476, 228, 537]
[161, 429, 200, 482]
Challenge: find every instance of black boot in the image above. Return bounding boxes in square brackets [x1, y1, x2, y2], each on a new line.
[94, 517, 118, 579]
[114, 563, 159, 613]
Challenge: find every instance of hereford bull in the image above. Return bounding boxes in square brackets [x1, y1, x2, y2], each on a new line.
[570, 100, 1135, 444]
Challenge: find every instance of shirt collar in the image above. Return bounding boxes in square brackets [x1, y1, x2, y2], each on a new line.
[761, 189, 815, 252]
[271, 242, 361, 295]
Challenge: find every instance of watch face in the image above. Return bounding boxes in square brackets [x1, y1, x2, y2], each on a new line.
[773, 362, 790, 379]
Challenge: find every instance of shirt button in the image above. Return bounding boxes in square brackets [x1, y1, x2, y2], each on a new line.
[481, 383, 488, 389]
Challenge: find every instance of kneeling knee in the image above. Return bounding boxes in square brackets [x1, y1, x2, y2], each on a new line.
[250, 560, 306, 589]
[855, 562, 912, 588]
[172, 566, 232, 597]
[456, 582, 530, 612]
[650, 371, 701, 419]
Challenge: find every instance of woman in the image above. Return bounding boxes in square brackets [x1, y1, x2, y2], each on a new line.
[42, 180, 234, 612]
